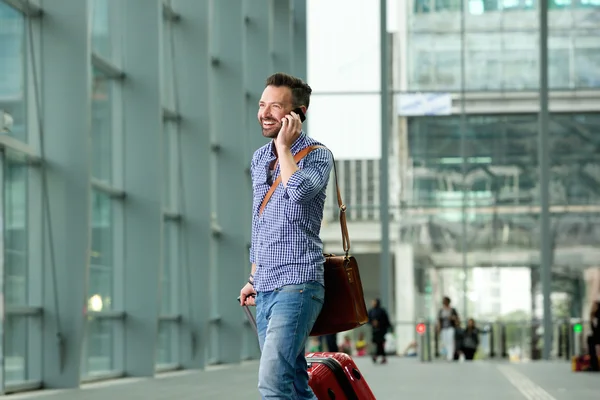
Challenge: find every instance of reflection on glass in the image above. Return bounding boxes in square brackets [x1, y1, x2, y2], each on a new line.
[5, 315, 28, 383]
[5, 161, 28, 306]
[92, 70, 113, 183]
[89, 190, 113, 311]
[157, 321, 178, 366]
[0, 2, 26, 142]
[84, 317, 115, 375]
[91, 0, 112, 60]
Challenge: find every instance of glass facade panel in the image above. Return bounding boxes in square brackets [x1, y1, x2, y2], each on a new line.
[5, 315, 28, 383]
[408, 4, 600, 90]
[84, 317, 116, 375]
[92, 70, 113, 183]
[91, 0, 112, 60]
[156, 320, 178, 366]
[407, 113, 600, 209]
[5, 160, 28, 307]
[161, 219, 179, 315]
[163, 122, 178, 209]
[89, 190, 114, 312]
[0, 2, 26, 142]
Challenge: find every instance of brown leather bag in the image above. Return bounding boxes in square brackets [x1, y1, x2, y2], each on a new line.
[258, 145, 369, 336]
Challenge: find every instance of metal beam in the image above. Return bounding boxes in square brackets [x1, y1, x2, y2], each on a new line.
[539, 0, 552, 361]
[121, 0, 163, 376]
[291, 0, 307, 81]
[379, 0, 391, 310]
[3, 0, 43, 17]
[40, 0, 91, 388]
[269, 0, 291, 73]
[208, 0, 245, 365]
[171, 0, 210, 370]
[459, 0, 468, 319]
[242, 0, 270, 361]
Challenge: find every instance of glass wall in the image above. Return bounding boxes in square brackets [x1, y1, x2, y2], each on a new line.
[84, 0, 125, 379]
[157, 1, 182, 369]
[0, 0, 305, 394]
[1, 1, 42, 389]
[408, 0, 600, 91]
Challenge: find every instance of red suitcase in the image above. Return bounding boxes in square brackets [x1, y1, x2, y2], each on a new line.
[307, 352, 376, 400]
[237, 298, 376, 399]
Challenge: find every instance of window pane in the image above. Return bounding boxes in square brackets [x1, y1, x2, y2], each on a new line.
[163, 122, 178, 209]
[5, 161, 28, 306]
[5, 315, 28, 383]
[156, 321, 178, 366]
[162, 18, 175, 109]
[161, 220, 179, 315]
[0, 2, 26, 142]
[92, 70, 113, 183]
[91, 0, 112, 60]
[84, 317, 116, 375]
[89, 190, 113, 312]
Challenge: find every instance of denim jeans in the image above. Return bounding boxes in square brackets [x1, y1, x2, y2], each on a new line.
[256, 281, 325, 400]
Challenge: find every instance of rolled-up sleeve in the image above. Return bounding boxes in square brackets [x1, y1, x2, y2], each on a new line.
[249, 156, 258, 264]
[284, 148, 334, 204]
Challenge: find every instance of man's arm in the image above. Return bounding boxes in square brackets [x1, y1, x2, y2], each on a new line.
[277, 147, 333, 204]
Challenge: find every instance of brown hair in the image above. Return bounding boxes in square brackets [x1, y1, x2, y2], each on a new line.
[265, 72, 312, 109]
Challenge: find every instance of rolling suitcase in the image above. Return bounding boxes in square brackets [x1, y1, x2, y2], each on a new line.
[306, 352, 376, 400]
[237, 297, 376, 399]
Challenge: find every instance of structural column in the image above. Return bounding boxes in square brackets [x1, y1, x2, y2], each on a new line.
[41, 0, 91, 388]
[291, 0, 307, 80]
[394, 243, 415, 355]
[121, 0, 163, 376]
[208, 0, 245, 364]
[172, 0, 210, 370]
[242, 0, 271, 361]
[269, 0, 292, 73]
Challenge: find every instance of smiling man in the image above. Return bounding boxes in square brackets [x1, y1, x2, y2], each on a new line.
[239, 73, 334, 399]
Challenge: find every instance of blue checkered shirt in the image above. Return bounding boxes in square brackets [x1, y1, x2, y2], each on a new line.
[250, 132, 334, 292]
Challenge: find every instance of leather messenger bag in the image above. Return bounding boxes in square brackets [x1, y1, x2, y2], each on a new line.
[258, 145, 369, 336]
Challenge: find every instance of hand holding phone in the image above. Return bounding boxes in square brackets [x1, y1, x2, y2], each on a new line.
[293, 107, 306, 122]
[276, 107, 304, 149]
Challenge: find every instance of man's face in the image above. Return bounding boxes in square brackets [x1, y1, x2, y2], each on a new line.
[257, 85, 294, 138]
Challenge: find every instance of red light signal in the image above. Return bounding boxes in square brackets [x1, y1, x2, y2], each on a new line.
[416, 323, 426, 335]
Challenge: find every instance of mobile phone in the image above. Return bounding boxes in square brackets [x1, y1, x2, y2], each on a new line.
[293, 107, 306, 122]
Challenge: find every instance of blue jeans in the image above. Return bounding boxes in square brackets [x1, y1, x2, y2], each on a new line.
[256, 281, 325, 400]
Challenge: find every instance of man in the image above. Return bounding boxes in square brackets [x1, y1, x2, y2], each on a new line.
[368, 298, 391, 364]
[239, 72, 334, 399]
[436, 296, 459, 362]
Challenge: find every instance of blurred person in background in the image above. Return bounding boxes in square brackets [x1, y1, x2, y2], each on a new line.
[460, 318, 480, 361]
[437, 296, 459, 361]
[368, 298, 391, 364]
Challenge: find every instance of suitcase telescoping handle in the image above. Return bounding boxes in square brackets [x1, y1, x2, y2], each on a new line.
[237, 294, 257, 334]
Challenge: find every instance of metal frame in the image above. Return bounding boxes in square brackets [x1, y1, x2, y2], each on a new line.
[2, 0, 42, 17]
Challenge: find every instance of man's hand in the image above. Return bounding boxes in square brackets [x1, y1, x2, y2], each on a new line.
[239, 282, 257, 306]
[275, 111, 302, 150]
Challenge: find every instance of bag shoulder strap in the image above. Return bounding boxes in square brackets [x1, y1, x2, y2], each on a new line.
[257, 145, 350, 254]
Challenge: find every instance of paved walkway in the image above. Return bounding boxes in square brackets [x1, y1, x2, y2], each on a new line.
[2, 358, 599, 399]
